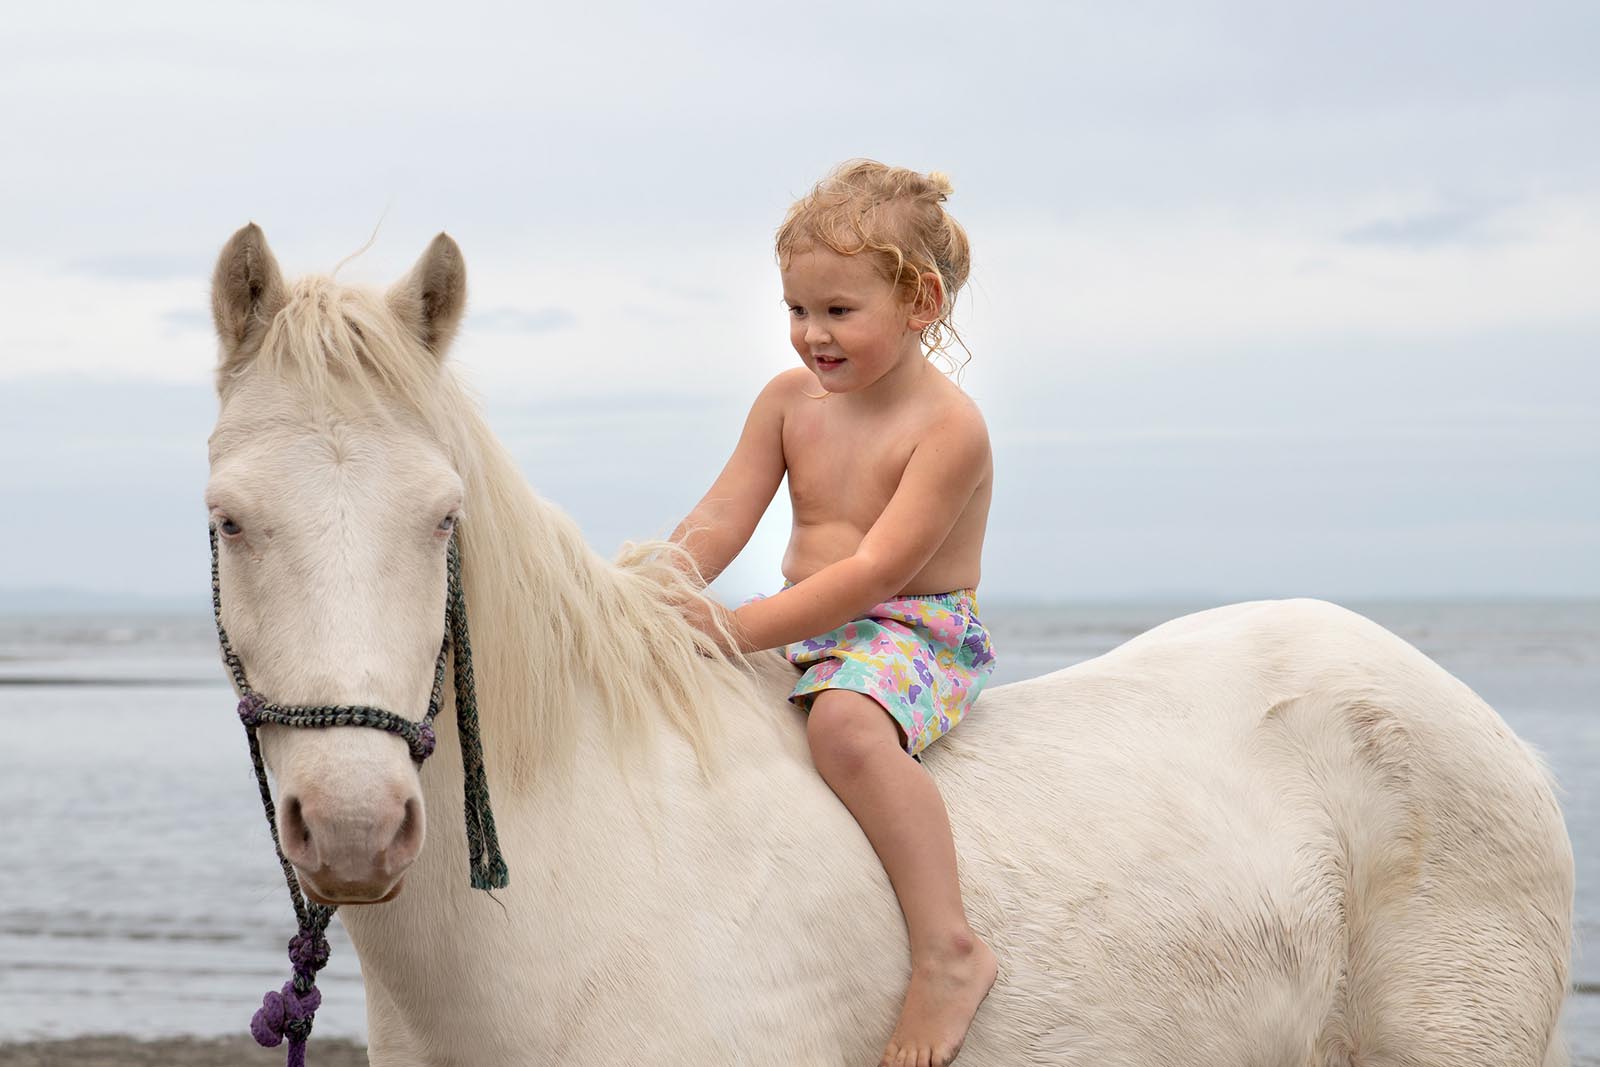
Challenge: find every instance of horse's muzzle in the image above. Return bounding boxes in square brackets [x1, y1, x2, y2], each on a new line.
[278, 787, 424, 904]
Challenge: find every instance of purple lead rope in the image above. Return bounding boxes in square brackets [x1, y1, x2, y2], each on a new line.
[238, 693, 337, 1065]
[249, 920, 331, 1067]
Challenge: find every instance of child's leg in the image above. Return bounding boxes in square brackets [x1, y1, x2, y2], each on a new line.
[806, 689, 997, 1067]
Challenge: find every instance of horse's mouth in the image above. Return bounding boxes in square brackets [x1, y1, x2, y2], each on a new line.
[300, 873, 407, 906]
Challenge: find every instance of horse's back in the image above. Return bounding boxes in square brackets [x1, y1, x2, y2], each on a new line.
[929, 598, 1571, 1065]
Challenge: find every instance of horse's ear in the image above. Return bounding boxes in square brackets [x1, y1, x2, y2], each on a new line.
[211, 223, 287, 366]
[388, 233, 467, 359]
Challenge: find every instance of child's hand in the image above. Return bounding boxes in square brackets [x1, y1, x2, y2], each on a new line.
[677, 593, 746, 655]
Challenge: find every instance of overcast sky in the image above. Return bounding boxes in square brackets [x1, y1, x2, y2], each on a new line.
[1, 1, 1596, 605]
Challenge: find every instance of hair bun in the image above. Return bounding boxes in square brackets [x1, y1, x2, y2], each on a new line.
[927, 171, 954, 199]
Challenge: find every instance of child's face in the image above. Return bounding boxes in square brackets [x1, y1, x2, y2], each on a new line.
[780, 248, 922, 394]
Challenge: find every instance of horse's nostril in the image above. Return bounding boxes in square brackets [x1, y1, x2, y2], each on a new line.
[283, 795, 312, 848]
[393, 796, 424, 860]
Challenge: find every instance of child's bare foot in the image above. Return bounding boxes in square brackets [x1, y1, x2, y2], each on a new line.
[880, 932, 997, 1067]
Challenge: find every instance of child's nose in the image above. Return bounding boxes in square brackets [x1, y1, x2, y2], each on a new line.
[805, 321, 831, 344]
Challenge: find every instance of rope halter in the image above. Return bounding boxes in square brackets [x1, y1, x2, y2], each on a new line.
[210, 524, 508, 1067]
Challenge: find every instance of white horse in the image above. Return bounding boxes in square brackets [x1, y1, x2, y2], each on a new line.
[206, 225, 1573, 1066]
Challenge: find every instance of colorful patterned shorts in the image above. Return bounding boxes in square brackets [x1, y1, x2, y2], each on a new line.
[774, 589, 997, 756]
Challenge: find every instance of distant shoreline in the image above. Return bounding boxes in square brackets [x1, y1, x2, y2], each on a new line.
[0, 676, 217, 687]
[0, 1036, 367, 1066]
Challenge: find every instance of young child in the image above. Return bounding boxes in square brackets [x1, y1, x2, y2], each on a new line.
[672, 160, 998, 1067]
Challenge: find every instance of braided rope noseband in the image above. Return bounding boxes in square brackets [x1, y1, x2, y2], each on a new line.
[210, 524, 509, 1067]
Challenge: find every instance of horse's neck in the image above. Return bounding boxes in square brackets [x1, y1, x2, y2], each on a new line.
[411, 642, 873, 909]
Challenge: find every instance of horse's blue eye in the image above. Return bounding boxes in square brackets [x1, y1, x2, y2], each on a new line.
[219, 518, 242, 537]
[438, 515, 456, 533]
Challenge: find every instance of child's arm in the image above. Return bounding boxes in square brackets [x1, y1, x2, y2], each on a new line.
[669, 371, 792, 585]
[728, 407, 991, 652]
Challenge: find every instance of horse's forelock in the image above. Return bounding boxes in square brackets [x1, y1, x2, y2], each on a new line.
[234, 275, 446, 421]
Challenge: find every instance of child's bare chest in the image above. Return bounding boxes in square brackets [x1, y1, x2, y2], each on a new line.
[782, 401, 922, 527]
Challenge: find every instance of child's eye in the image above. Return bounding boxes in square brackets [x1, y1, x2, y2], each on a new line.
[828, 307, 849, 317]
[788, 305, 806, 318]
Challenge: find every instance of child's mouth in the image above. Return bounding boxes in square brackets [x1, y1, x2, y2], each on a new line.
[815, 356, 845, 370]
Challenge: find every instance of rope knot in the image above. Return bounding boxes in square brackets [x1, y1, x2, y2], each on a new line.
[238, 693, 266, 726]
[288, 926, 331, 974]
[249, 980, 321, 1049]
[413, 721, 437, 761]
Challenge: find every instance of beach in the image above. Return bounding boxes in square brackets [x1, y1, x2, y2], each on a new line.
[0, 1036, 367, 1067]
[1, 599, 1595, 1063]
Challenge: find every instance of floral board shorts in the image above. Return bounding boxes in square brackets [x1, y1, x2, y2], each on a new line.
[760, 589, 998, 757]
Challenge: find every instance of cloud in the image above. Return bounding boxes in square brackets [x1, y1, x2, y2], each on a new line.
[1342, 202, 1510, 249]
[620, 303, 681, 325]
[68, 253, 207, 281]
[466, 307, 578, 333]
[162, 308, 212, 333]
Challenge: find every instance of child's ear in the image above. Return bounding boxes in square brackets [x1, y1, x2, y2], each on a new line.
[909, 271, 945, 329]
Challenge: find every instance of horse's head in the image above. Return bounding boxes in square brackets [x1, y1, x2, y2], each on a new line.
[205, 224, 469, 904]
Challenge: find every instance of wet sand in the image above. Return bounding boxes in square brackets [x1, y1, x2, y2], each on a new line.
[0, 1036, 368, 1066]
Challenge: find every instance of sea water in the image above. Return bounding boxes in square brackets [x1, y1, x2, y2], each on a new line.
[0, 601, 1595, 1058]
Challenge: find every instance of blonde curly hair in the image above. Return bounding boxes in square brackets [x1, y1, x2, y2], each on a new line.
[775, 159, 973, 373]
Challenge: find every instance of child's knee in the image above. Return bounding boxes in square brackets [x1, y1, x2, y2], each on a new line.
[806, 692, 900, 777]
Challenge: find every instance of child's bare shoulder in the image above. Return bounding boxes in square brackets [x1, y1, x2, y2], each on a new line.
[921, 377, 992, 449]
[751, 367, 817, 412]
[769, 366, 819, 396]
